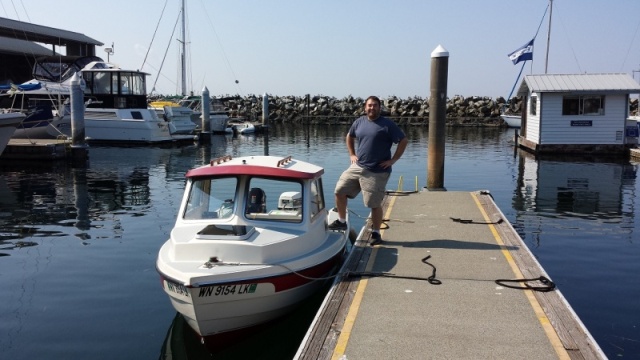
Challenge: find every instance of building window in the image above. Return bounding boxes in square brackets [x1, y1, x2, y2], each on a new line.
[530, 95, 537, 116]
[562, 95, 605, 115]
[582, 96, 604, 115]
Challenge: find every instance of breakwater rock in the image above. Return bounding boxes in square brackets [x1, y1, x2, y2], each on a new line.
[213, 94, 524, 127]
[152, 95, 639, 127]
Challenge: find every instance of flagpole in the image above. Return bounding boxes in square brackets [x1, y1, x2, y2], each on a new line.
[544, 0, 553, 74]
[508, 62, 527, 101]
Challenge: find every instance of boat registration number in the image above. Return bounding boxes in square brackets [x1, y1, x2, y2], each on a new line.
[164, 280, 190, 297]
[198, 283, 258, 297]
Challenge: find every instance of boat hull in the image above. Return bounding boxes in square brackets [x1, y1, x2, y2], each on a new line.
[150, 103, 197, 136]
[190, 112, 230, 133]
[11, 114, 71, 139]
[159, 249, 345, 339]
[83, 108, 192, 143]
[500, 114, 521, 128]
[237, 123, 256, 134]
[0, 113, 25, 154]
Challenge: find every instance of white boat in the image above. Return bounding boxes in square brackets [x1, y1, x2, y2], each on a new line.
[156, 155, 350, 344]
[148, 101, 197, 136]
[0, 64, 76, 139]
[3, 55, 194, 143]
[0, 112, 25, 155]
[11, 106, 71, 139]
[179, 97, 230, 134]
[75, 59, 195, 143]
[500, 114, 521, 128]
[237, 122, 256, 134]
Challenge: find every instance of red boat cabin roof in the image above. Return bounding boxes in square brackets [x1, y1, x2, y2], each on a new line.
[185, 155, 324, 180]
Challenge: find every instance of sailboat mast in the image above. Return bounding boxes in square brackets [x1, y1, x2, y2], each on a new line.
[544, 0, 553, 74]
[180, 0, 187, 96]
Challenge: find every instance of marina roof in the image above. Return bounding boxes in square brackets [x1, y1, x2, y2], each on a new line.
[0, 36, 55, 56]
[0, 17, 102, 46]
[517, 73, 640, 95]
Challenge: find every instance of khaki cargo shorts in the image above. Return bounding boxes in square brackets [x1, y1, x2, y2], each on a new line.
[334, 164, 390, 208]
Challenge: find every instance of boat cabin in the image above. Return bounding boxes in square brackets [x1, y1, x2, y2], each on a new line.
[81, 64, 149, 110]
[515, 73, 640, 155]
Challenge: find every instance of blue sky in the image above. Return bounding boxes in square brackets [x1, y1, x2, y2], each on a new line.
[2, 0, 640, 99]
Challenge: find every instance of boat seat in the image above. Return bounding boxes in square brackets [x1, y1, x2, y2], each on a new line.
[246, 188, 267, 214]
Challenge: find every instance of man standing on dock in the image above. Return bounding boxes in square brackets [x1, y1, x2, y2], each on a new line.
[328, 95, 408, 245]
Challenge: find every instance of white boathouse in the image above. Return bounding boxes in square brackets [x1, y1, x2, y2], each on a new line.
[515, 73, 640, 155]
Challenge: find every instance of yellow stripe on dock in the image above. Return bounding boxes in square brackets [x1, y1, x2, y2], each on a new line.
[331, 194, 398, 360]
[471, 192, 570, 360]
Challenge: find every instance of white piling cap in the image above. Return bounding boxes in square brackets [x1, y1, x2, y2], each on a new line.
[202, 86, 209, 93]
[71, 72, 81, 85]
[431, 45, 449, 58]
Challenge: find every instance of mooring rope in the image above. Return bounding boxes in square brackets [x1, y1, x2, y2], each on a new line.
[495, 276, 556, 292]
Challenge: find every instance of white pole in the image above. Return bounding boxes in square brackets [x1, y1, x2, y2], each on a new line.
[70, 73, 85, 147]
[202, 87, 211, 133]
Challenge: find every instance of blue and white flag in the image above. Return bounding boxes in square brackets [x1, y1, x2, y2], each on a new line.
[508, 39, 534, 65]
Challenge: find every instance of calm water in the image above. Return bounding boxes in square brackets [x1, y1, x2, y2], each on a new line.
[1, 124, 638, 359]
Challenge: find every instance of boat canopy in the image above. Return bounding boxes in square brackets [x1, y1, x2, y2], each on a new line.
[33, 55, 104, 83]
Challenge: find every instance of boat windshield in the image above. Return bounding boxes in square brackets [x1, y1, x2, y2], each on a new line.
[184, 177, 238, 220]
[244, 177, 304, 223]
[183, 176, 309, 223]
[84, 71, 147, 96]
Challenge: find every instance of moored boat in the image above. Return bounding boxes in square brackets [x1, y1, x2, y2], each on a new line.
[0, 63, 76, 140]
[11, 105, 71, 139]
[80, 60, 194, 143]
[156, 155, 350, 346]
[500, 114, 521, 128]
[179, 97, 230, 134]
[0, 112, 25, 155]
[237, 122, 256, 134]
[149, 100, 197, 136]
[3, 55, 194, 143]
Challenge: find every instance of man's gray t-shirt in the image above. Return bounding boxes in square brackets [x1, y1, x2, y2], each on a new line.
[348, 116, 405, 173]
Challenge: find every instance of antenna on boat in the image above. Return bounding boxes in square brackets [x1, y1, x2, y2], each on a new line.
[104, 42, 114, 62]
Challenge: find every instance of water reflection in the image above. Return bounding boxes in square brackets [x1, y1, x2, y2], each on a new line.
[0, 162, 74, 243]
[512, 151, 638, 248]
[0, 146, 183, 249]
[514, 152, 636, 217]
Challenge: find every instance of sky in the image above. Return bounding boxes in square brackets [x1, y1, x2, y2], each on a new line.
[2, 0, 640, 100]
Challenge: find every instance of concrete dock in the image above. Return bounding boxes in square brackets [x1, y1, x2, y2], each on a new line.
[297, 190, 605, 360]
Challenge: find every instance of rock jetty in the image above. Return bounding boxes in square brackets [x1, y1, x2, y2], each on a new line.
[211, 94, 524, 127]
[152, 95, 640, 127]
